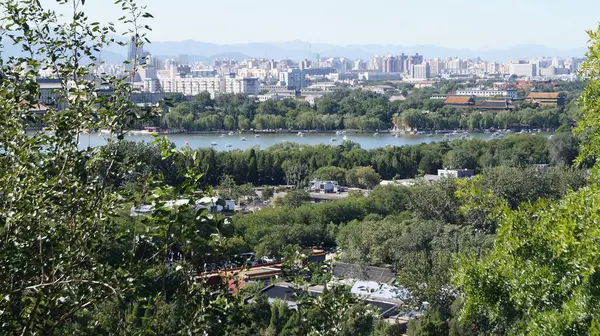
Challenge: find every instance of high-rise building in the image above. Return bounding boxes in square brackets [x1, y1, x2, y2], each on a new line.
[279, 69, 306, 90]
[509, 62, 537, 77]
[570, 58, 583, 73]
[383, 56, 399, 73]
[411, 53, 423, 65]
[340, 58, 353, 73]
[127, 37, 144, 62]
[446, 58, 467, 72]
[552, 58, 565, 68]
[404, 53, 423, 74]
[411, 63, 431, 79]
[164, 58, 177, 70]
[354, 59, 367, 71]
[397, 53, 407, 73]
[268, 59, 278, 71]
[300, 59, 312, 71]
[144, 54, 160, 68]
[369, 56, 384, 71]
[486, 62, 499, 74]
[428, 59, 444, 76]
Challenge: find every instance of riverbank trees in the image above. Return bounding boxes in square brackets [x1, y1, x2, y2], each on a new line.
[152, 82, 583, 132]
[100, 133, 582, 190]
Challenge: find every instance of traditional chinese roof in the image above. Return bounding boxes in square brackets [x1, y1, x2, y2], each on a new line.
[444, 96, 473, 104]
[527, 92, 560, 99]
[477, 100, 514, 109]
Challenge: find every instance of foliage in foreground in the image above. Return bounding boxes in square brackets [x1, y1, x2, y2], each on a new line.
[453, 25, 600, 335]
[0, 0, 389, 334]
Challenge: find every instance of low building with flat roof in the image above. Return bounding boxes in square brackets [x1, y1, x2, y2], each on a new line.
[258, 282, 401, 318]
[438, 168, 475, 179]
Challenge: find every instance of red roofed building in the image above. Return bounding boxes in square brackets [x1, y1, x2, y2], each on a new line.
[526, 92, 564, 107]
[444, 96, 475, 107]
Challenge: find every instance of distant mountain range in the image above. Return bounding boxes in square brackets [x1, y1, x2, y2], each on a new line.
[2, 38, 587, 64]
[139, 40, 586, 63]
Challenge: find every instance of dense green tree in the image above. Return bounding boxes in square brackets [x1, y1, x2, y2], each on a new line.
[346, 166, 382, 189]
[443, 149, 478, 170]
[455, 26, 600, 335]
[313, 165, 348, 185]
[0, 2, 251, 333]
[262, 186, 275, 201]
[409, 179, 462, 224]
[276, 189, 311, 208]
[548, 132, 580, 166]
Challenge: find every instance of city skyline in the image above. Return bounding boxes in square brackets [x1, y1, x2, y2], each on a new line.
[43, 0, 599, 50]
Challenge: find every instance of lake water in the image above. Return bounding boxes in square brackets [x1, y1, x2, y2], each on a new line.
[74, 131, 551, 151]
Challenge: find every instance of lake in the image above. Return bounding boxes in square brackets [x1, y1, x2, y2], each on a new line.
[73, 131, 552, 151]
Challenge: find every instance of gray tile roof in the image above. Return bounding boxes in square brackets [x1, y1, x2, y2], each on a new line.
[332, 262, 396, 284]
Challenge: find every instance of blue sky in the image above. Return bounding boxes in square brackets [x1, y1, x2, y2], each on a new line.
[45, 0, 599, 49]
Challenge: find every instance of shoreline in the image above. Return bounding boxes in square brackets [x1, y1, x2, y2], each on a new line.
[66, 127, 556, 136]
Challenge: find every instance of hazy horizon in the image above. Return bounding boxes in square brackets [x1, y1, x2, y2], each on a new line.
[43, 0, 599, 50]
[138, 39, 585, 51]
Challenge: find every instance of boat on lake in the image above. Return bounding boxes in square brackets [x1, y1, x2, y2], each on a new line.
[330, 138, 337, 142]
[240, 137, 246, 141]
[226, 143, 232, 147]
[211, 142, 218, 146]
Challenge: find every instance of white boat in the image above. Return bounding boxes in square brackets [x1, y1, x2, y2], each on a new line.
[330, 138, 337, 142]
[255, 134, 260, 138]
[240, 137, 246, 141]
[394, 134, 398, 138]
[220, 134, 225, 137]
[226, 143, 232, 147]
[336, 130, 344, 135]
[300, 134, 304, 137]
[373, 132, 379, 136]
[211, 142, 218, 146]
[342, 135, 348, 141]
[297, 131, 304, 136]
[228, 131, 235, 136]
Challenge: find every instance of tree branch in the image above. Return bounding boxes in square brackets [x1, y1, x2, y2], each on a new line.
[13, 279, 121, 298]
